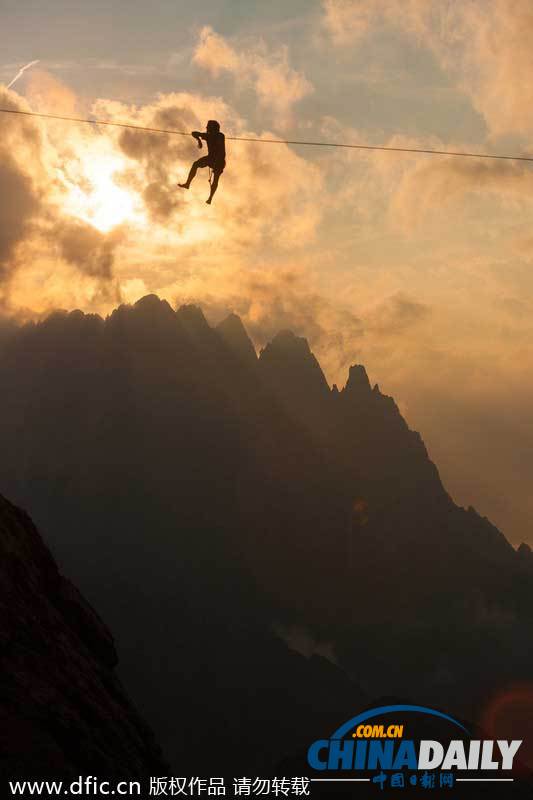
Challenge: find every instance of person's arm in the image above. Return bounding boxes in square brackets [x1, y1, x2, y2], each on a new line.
[192, 131, 206, 148]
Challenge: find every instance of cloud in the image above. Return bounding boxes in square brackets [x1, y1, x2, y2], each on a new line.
[450, 0, 533, 140]
[389, 156, 533, 230]
[0, 86, 125, 305]
[54, 218, 122, 280]
[114, 109, 194, 222]
[321, 0, 432, 47]
[313, 115, 533, 233]
[24, 68, 79, 115]
[0, 154, 40, 281]
[321, 0, 380, 46]
[366, 292, 430, 336]
[193, 26, 240, 74]
[0, 91, 45, 287]
[193, 26, 313, 124]
[321, 0, 533, 141]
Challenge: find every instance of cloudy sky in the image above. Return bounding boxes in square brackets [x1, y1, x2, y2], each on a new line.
[1, 0, 533, 545]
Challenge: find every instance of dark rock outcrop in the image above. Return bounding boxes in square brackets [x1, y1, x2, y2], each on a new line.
[0, 494, 166, 778]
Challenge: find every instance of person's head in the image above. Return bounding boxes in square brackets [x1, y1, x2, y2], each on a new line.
[206, 120, 220, 133]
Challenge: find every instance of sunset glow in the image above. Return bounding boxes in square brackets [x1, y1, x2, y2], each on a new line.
[2, 0, 533, 549]
[61, 153, 144, 233]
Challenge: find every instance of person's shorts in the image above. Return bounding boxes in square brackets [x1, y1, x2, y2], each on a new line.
[196, 156, 226, 175]
[195, 156, 225, 175]
[208, 157, 226, 175]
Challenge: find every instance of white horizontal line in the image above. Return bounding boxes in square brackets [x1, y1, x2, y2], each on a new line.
[456, 778, 514, 782]
[310, 777, 516, 784]
[309, 778, 371, 782]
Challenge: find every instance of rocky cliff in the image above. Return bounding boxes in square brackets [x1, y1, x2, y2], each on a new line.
[0, 493, 166, 778]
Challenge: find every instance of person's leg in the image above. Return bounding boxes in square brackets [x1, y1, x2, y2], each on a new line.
[179, 157, 209, 189]
[206, 170, 220, 204]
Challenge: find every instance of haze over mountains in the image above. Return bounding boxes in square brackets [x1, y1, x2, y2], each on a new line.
[0, 294, 531, 770]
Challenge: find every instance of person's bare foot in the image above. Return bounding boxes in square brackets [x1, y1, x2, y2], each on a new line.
[178, 183, 189, 189]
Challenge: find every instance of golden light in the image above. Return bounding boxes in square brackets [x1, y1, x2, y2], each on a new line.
[60, 149, 146, 234]
[54, 133, 217, 248]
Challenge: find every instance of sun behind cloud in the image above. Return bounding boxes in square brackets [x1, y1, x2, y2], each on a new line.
[60, 149, 146, 234]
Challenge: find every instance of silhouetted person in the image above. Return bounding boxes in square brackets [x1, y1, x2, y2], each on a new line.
[179, 120, 226, 204]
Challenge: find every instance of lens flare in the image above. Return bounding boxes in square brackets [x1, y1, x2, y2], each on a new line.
[479, 684, 533, 770]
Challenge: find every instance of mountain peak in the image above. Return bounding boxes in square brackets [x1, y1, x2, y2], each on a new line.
[517, 542, 533, 565]
[344, 364, 372, 396]
[176, 303, 208, 325]
[258, 330, 330, 412]
[134, 294, 174, 317]
[216, 313, 257, 367]
[175, 304, 213, 345]
[107, 294, 175, 337]
[267, 329, 312, 358]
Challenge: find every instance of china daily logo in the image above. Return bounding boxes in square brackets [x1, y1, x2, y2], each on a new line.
[307, 705, 522, 790]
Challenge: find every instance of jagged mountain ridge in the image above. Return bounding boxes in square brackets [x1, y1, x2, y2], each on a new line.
[0, 294, 531, 768]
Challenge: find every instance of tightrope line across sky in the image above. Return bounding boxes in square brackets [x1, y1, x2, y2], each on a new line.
[2, 106, 533, 163]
